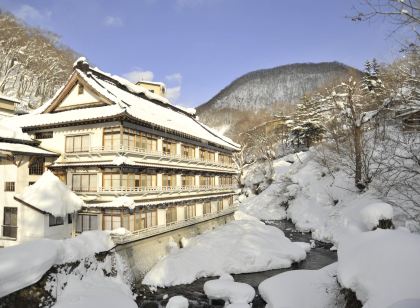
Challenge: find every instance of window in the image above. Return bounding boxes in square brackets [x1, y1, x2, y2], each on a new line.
[104, 127, 158, 152]
[199, 176, 215, 187]
[72, 174, 97, 192]
[185, 204, 196, 219]
[219, 153, 233, 165]
[166, 207, 177, 225]
[134, 208, 157, 230]
[103, 127, 121, 150]
[4, 182, 15, 192]
[181, 144, 195, 159]
[29, 157, 45, 175]
[49, 215, 64, 227]
[65, 135, 90, 153]
[203, 202, 211, 215]
[78, 84, 84, 95]
[76, 214, 98, 233]
[67, 213, 73, 224]
[35, 131, 53, 139]
[103, 209, 124, 231]
[29, 182, 35, 186]
[162, 174, 176, 187]
[217, 200, 223, 212]
[3, 207, 17, 238]
[200, 149, 215, 162]
[220, 176, 233, 186]
[103, 173, 156, 190]
[163, 140, 176, 155]
[181, 175, 195, 187]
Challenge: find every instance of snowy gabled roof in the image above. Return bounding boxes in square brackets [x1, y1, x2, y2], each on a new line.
[0, 142, 57, 156]
[16, 170, 85, 217]
[0, 121, 33, 142]
[9, 59, 240, 151]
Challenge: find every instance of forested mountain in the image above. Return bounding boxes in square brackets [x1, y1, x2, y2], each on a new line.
[196, 62, 360, 138]
[0, 12, 77, 108]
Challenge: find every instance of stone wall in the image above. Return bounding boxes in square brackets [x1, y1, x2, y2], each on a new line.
[115, 212, 235, 280]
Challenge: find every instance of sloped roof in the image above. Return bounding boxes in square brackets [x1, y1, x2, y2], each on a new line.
[0, 142, 57, 156]
[10, 59, 240, 151]
[16, 170, 84, 216]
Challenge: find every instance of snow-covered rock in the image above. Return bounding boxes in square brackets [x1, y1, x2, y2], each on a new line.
[338, 229, 420, 308]
[18, 170, 84, 217]
[166, 295, 189, 308]
[143, 219, 308, 287]
[360, 202, 393, 230]
[0, 231, 113, 297]
[204, 276, 255, 304]
[259, 263, 338, 308]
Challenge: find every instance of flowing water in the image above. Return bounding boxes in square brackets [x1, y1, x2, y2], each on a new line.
[134, 220, 337, 308]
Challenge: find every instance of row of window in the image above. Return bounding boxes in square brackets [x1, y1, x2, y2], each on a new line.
[61, 127, 233, 163]
[2, 196, 235, 238]
[70, 173, 234, 191]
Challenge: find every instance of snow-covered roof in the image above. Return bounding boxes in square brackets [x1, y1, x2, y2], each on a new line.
[0, 121, 32, 142]
[0, 142, 57, 156]
[0, 94, 23, 105]
[17, 170, 85, 217]
[9, 59, 240, 151]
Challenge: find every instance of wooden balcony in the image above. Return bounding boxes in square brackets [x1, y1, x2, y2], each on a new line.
[62, 145, 237, 172]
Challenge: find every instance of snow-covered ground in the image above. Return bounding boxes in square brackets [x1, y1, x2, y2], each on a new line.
[238, 157, 296, 220]
[0, 231, 136, 307]
[143, 211, 308, 287]
[240, 150, 398, 246]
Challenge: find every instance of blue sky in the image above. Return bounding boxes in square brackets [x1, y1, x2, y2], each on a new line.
[0, 0, 402, 107]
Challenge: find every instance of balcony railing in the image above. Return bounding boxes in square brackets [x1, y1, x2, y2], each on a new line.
[112, 206, 237, 244]
[65, 145, 236, 169]
[2, 225, 17, 239]
[95, 184, 236, 194]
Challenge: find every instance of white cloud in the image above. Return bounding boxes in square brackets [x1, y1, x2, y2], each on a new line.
[104, 16, 123, 27]
[165, 73, 182, 84]
[14, 4, 51, 22]
[166, 86, 182, 102]
[123, 70, 154, 83]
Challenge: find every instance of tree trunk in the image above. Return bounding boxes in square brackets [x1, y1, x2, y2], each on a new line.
[353, 125, 363, 187]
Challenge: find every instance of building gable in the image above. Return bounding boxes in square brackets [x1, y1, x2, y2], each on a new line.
[44, 73, 113, 114]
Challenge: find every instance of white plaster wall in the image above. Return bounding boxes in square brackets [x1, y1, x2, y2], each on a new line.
[176, 206, 185, 221]
[157, 209, 166, 226]
[211, 201, 218, 213]
[196, 203, 203, 217]
[59, 84, 100, 108]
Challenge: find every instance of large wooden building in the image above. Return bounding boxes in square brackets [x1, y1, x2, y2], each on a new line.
[5, 58, 240, 237]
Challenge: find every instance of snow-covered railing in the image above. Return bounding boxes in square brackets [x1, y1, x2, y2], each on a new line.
[66, 145, 236, 169]
[96, 185, 236, 194]
[111, 206, 238, 244]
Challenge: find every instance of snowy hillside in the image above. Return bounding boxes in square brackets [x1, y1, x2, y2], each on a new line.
[196, 62, 360, 137]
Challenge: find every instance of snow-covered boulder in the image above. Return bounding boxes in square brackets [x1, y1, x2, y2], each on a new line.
[166, 295, 189, 308]
[338, 229, 420, 307]
[360, 202, 393, 230]
[204, 276, 255, 305]
[259, 263, 338, 308]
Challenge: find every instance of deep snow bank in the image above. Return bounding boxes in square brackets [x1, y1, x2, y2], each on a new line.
[0, 231, 113, 297]
[238, 157, 296, 220]
[285, 151, 395, 245]
[338, 229, 420, 307]
[143, 214, 308, 287]
[259, 263, 339, 308]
